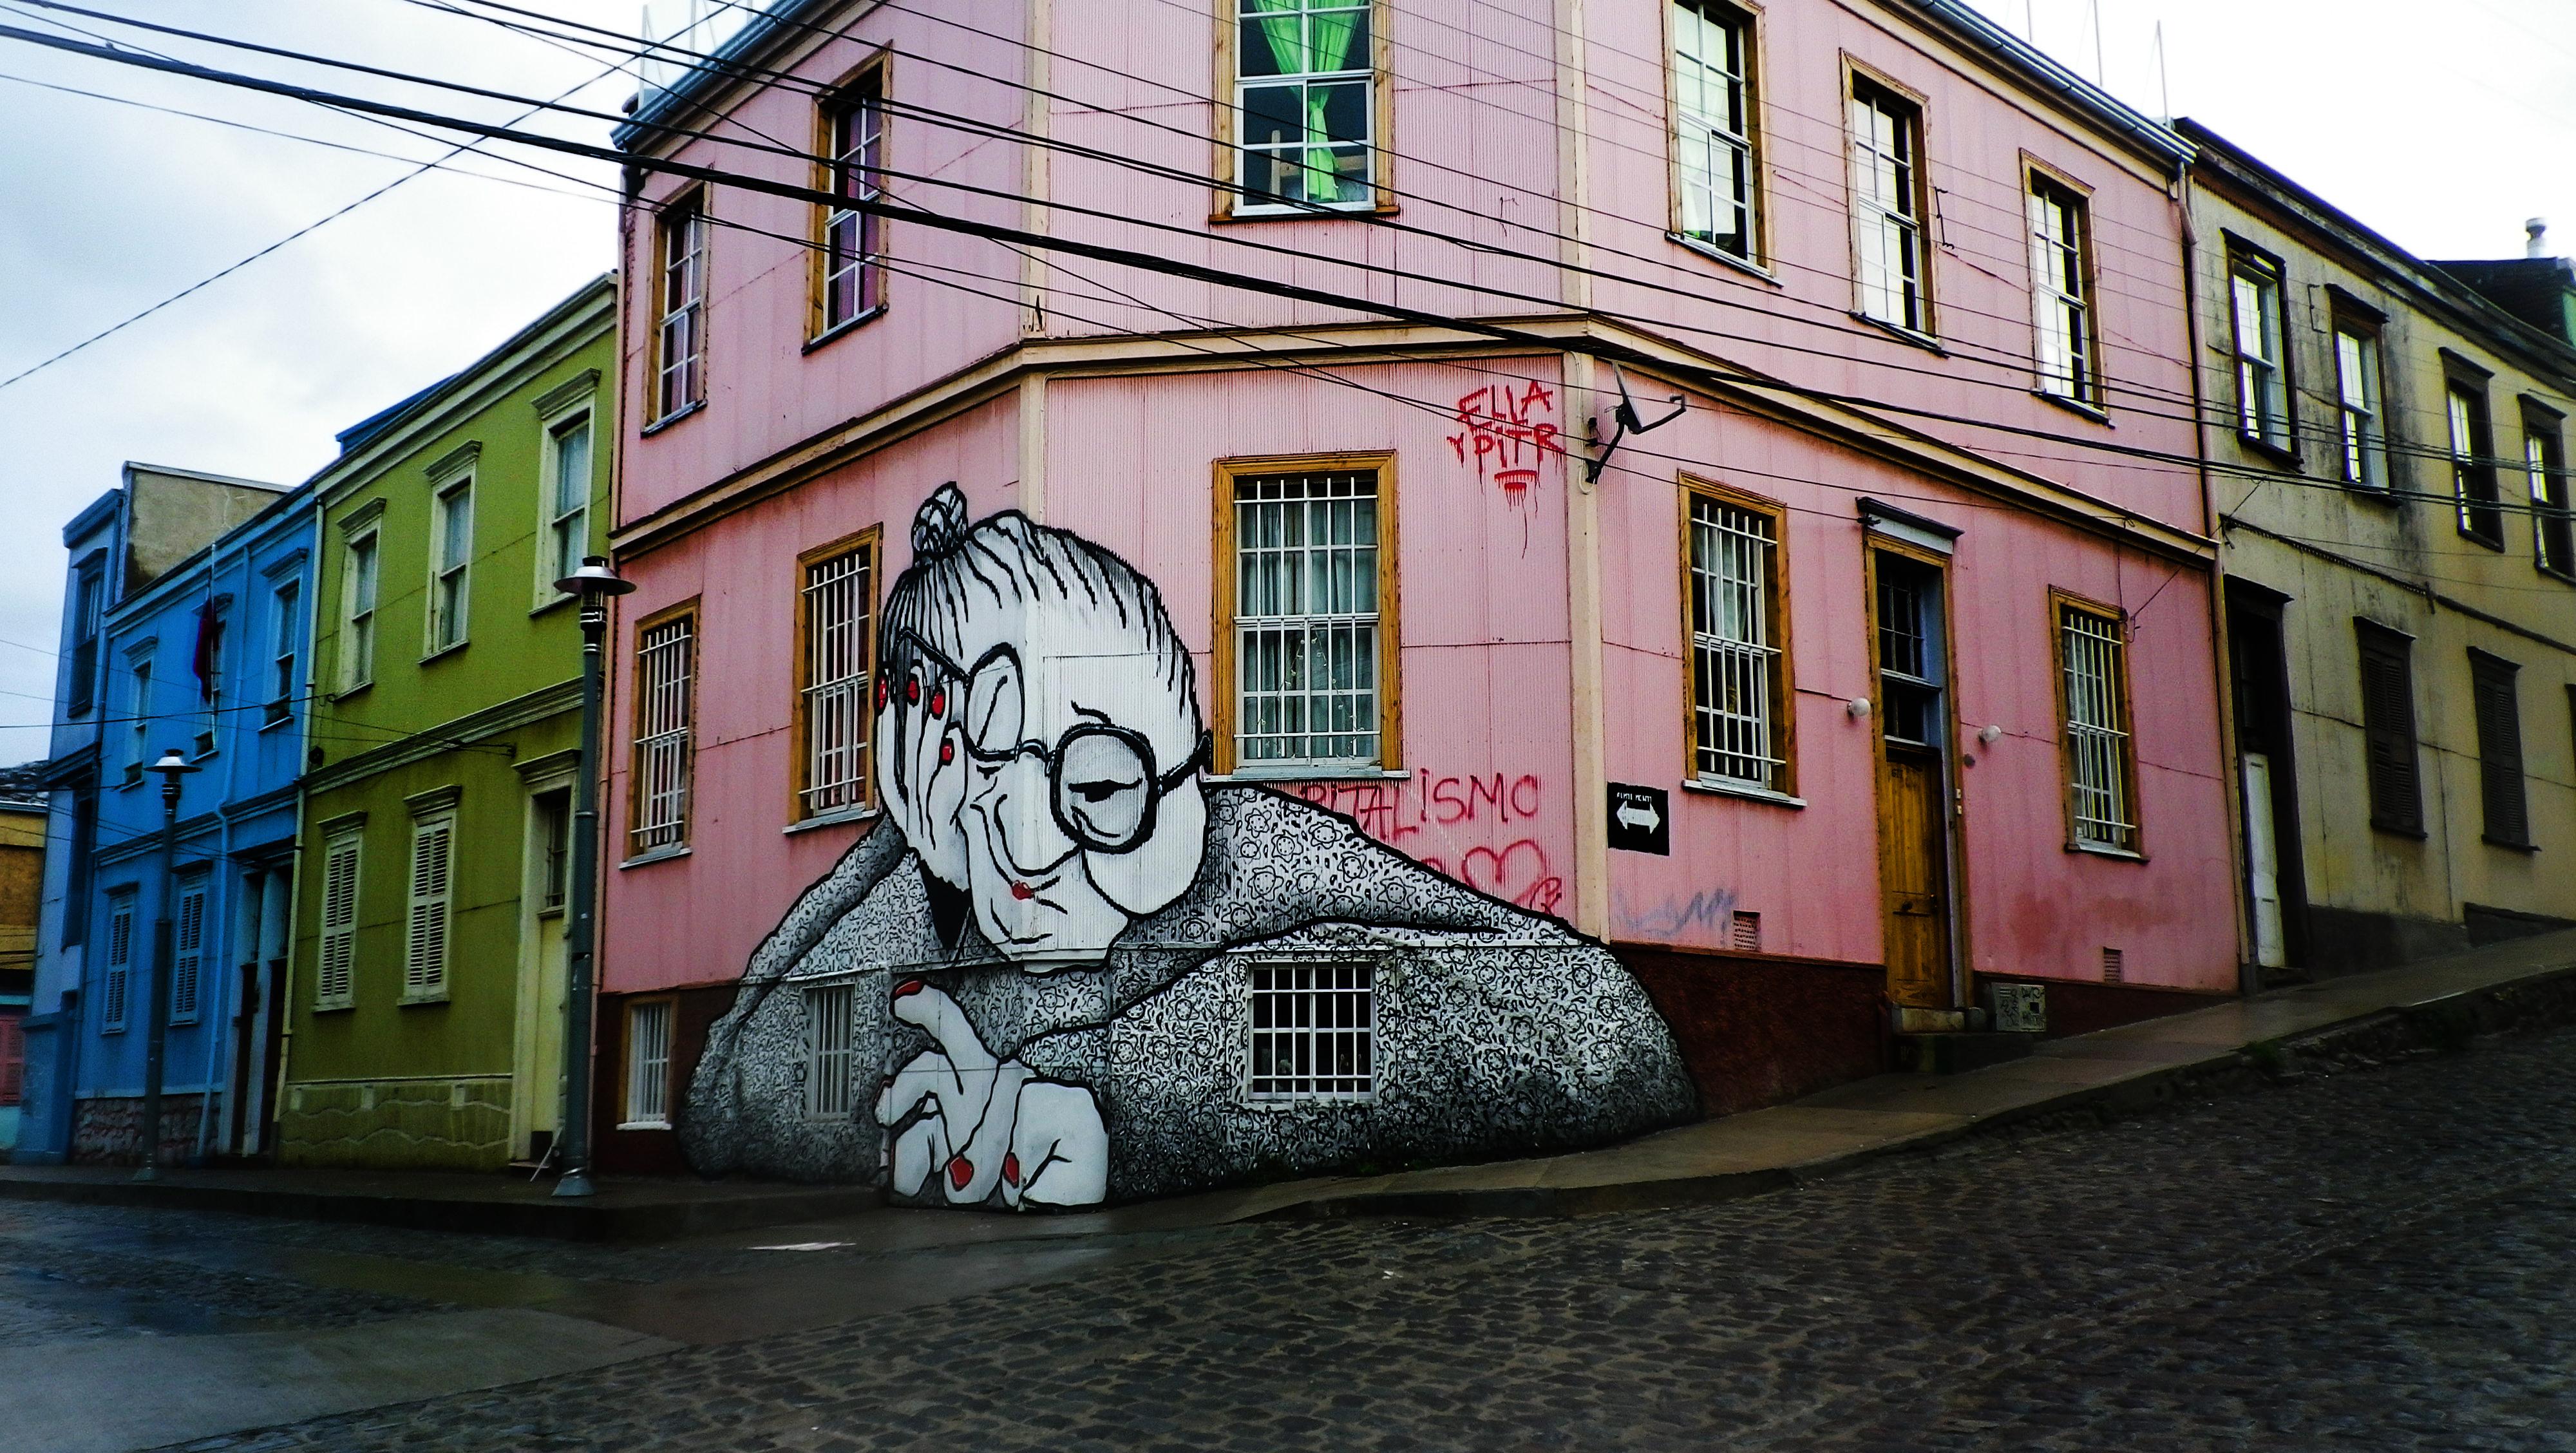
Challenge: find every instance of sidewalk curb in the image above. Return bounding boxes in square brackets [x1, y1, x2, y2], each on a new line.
[1256, 956, 2576, 1222]
[0, 1175, 878, 1242]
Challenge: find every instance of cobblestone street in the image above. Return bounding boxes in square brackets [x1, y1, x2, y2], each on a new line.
[7, 1025, 2573, 1452]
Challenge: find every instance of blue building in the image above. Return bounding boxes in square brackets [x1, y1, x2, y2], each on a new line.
[17, 464, 308, 1164]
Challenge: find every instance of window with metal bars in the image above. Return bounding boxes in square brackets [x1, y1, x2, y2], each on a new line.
[1232, 470, 1382, 768]
[1688, 492, 1787, 791]
[2470, 652, 2529, 849]
[817, 73, 886, 333]
[2058, 602, 2137, 852]
[1671, 0, 1757, 260]
[799, 544, 875, 817]
[102, 891, 135, 1032]
[1849, 77, 1927, 333]
[623, 998, 674, 1128]
[1245, 960, 1374, 1101]
[632, 612, 696, 849]
[655, 194, 706, 421]
[2355, 621, 2423, 836]
[403, 815, 453, 1001]
[803, 983, 855, 1119]
[2448, 380, 2503, 547]
[317, 831, 361, 1008]
[1234, 0, 1375, 211]
[2026, 175, 2094, 405]
[2526, 410, 2571, 578]
[2229, 251, 2291, 453]
[171, 875, 206, 1025]
[2334, 322, 2387, 488]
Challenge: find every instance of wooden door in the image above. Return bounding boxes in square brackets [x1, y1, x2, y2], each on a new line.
[1882, 741, 1953, 1007]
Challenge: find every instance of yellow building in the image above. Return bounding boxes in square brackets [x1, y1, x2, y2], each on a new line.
[2182, 123, 2576, 979]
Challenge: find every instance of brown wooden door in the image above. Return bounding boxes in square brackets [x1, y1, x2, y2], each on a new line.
[1882, 738, 1953, 1008]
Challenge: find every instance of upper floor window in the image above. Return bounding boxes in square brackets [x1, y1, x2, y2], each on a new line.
[1234, 0, 1376, 211]
[817, 71, 886, 335]
[192, 607, 225, 757]
[543, 411, 592, 590]
[2228, 249, 2291, 453]
[654, 193, 708, 421]
[66, 564, 102, 717]
[2027, 175, 2096, 406]
[1848, 76, 1929, 334]
[1669, 1, 1757, 261]
[2526, 404, 2571, 579]
[2056, 597, 2137, 853]
[126, 658, 153, 781]
[268, 581, 299, 725]
[632, 605, 697, 851]
[797, 535, 878, 819]
[342, 529, 379, 690]
[1686, 484, 1790, 794]
[1218, 462, 1395, 772]
[2332, 318, 2387, 488]
[2447, 375, 2502, 547]
[429, 477, 474, 652]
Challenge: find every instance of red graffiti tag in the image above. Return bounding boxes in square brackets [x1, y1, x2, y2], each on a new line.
[1447, 381, 1564, 493]
[1295, 770, 1559, 913]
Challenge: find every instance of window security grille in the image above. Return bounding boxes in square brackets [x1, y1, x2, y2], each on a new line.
[1849, 81, 1924, 332]
[1689, 495, 1785, 788]
[1247, 961, 1375, 1101]
[2230, 260, 2289, 450]
[2471, 654, 2529, 848]
[656, 200, 706, 418]
[102, 895, 135, 1031]
[1235, 0, 1375, 209]
[820, 76, 886, 330]
[634, 615, 696, 850]
[625, 999, 674, 1127]
[404, 818, 453, 999]
[2334, 327, 2386, 487]
[1671, 1, 1755, 259]
[2060, 606, 2136, 851]
[800, 549, 873, 816]
[1234, 470, 1381, 766]
[804, 983, 855, 1119]
[2027, 180, 2093, 404]
[171, 878, 206, 1024]
[2449, 385, 2502, 545]
[317, 835, 361, 1007]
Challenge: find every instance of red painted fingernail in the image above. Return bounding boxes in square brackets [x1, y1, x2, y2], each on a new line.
[947, 1155, 973, 1190]
[1010, 881, 1035, 901]
[904, 674, 920, 704]
[929, 689, 946, 716]
[875, 679, 888, 710]
[939, 740, 954, 765]
[1001, 1152, 1021, 1187]
[893, 979, 923, 999]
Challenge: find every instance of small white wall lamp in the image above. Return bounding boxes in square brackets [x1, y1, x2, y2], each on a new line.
[1846, 697, 1871, 718]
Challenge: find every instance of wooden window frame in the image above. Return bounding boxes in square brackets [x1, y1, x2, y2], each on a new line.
[2354, 618, 2425, 837]
[2469, 649, 2531, 850]
[339, 525, 380, 694]
[1663, 0, 1766, 268]
[2446, 363, 2504, 549]
[2224, 240, 2296, 462]
[628, 597, 701, 854]
[535, 401, 596, 605]
[1211, 451, 1402, 777]
[170, 870, 208, 1025]
[2050, 589, 2142, 857]
[791, 527, 882, 824]
[2523, 399, 2572, 582]
[1211, 0, 1397, 221]
[1842, 59, 1935, 340]
[650, 188, 708, 426]
[808, 58, 890, 345]
[267, 580, 299, 725]
[1676, 475, 1795, 798]
[425, 473, 475, 657]
[2329, 307, 2389, 490]
[618, 994, 678, 1130]
[401, 809, 455, 1005]
[2023, 158, 2101, 411]
[316, 826, 362, 1011]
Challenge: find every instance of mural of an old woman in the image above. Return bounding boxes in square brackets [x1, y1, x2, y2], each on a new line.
[681, 486, 1696, 1208]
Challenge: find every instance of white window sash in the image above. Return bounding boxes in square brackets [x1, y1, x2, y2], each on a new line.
[2027, 185, 2090, 401]
[634, 618, 696, 848]
[1689, 497, 1784, 790]
[1232, 471, 1383, 768]
[657, 209, 705, 416]
[2334, 328, 2384, 486]
[623, 999, 674, 1126]
[800, 549, 873, 815]
[803, 983, 855, 1119]
[1850, 90, 1922, 330]
[1234, 0, 1376, 211]
[1671, 2, 1754, 256]
[2061, 610, 2134, 849]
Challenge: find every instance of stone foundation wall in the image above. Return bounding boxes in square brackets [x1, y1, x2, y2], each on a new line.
[276, 1078, 513, 1170]
[73, 1094, 211, 1166]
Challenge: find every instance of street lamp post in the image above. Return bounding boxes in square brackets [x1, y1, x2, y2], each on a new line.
[551, 556, 632, 1199]
[137, 747, 200, 1182]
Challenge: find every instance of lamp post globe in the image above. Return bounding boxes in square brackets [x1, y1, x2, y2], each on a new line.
[553, 557, 630, 1200]
[137, 748, 201, 1182]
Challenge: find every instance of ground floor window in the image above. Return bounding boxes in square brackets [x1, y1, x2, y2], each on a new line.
[1246, 960, 1375, 1102]
[2056, 596, 2137, 853]
[803, 983, 855, 1119]
[623, 998, 674, 1128]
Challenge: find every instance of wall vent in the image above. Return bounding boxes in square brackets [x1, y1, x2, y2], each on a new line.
[1731, 911, 1762, 953]
[2101, 947, 2125, 983]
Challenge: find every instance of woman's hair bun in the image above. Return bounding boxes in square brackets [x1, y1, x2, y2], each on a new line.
[912, 483, 971, 560]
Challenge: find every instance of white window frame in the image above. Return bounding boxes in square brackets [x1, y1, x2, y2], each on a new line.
[316, 828, 361, 1010]
[621, 997, 675, 1129]
[2058, 600, 2137, 853]
[427, 477, 473, 655]
[342, 529, 380, 692]
[1687, 488, 1789, 793]
[632, 609, 697, 851]
[1243, 958, 1377, 1103]
[2027, 173, 2095, 406]
[817, 72, 887, 336]
[269, 580, 300, 724]
[1670, 0, 1757, 262]
[171, 872, 207, 1025]
[654, 195, 707, 421]
[126, 654, 153, 782]
[537, 405, 594, 602]
[1848, 76, 1928, 334]
[797, 539, 876, 820]
[2450, 379, 2502, 544]
[2333, 321, 2387, 488]
[2228, 252, 2291, 451]
[402, 812, 454, 1003]
[193, 611, 225, 757]
[802, 982, 855, 1119]
[102, 890, 137, 1032]
[2529, 413, 2573, 578]
[1228, 469, 1385, 770]
[1231, 0, 1378, 214]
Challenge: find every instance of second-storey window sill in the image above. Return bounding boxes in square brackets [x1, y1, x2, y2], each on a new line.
[1667, 233, 1780, 286]
[620, 844, 692, 869]
[419, 641, 468, 666]
[639, 399, 704, 438]
[2035, 389, 2111, 425]
[785, 806, 878, 835]
[1681, 777, 1805, 808]
[1850, 311, 1946, 356]
[1209, 765, 1405, 783]
[803, 305, 885, 354]
[2067, 840, 2148, 862]
[2483, 836, 2540, 853]
[2236, 434, 2301, 471]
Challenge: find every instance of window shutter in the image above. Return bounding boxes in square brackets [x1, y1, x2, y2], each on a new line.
[318, 836, 361, 1006]
[171, 882, 205, 1022]
[2356, 627, 2422, 835]
[103, 902, 134, 1029]
[0, 1012, 23, 1106]
[405, 819, 453, 997]
[2471, 656, 2528, 847]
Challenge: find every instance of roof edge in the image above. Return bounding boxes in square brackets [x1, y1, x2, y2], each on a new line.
[1906, 0, 2193, 169]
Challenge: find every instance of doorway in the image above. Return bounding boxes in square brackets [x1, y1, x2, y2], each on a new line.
[2226, 584, 2307, 980]
[511, 786, 573, 1161]
[1872, 550, 1962, 1012]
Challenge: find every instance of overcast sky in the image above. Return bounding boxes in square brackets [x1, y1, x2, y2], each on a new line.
[1, 0, 2570, 764]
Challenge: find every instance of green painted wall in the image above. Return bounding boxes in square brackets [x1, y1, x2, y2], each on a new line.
[280, 279, 614, 1170]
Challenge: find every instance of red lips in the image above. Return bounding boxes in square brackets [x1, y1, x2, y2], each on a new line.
[1009, 881, 1035, 900]
[892, 978, 923, 999]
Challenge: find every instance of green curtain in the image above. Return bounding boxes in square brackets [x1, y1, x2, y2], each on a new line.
[1246, 0, 1365, 202]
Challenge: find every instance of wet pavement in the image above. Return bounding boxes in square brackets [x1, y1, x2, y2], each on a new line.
[7, 1021, 2575, 1450]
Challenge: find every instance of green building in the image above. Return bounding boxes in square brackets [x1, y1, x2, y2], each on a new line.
[279, 278, 614, 1168]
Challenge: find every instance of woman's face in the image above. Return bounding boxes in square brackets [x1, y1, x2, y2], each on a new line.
[879, 594, 1207, 967]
